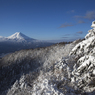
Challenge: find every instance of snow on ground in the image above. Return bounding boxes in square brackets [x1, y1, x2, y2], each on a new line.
[6, 43, 77, 95]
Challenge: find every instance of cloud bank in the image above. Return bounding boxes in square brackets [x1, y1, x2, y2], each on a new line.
[75, 10, 95, 20]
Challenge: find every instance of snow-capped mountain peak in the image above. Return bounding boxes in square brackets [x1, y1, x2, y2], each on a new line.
[8, 32, 28, 40]
[7, 32, 35, 41]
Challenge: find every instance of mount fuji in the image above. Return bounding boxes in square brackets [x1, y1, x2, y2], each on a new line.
[7, 32, 36, 42]
[0, 32, 37, 42]
[0, 32, 54, 54]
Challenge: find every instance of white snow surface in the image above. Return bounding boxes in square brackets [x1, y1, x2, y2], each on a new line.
[7, 43, 77, 95]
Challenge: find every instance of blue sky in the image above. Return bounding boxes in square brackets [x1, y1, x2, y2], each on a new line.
[0, 0, 95, 42]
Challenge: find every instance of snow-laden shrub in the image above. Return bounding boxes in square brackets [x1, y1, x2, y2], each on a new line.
[70, 26, 95, 93]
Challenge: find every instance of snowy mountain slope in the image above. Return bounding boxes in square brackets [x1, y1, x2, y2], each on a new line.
[0, 34, 87, 95]
[0, 42, 76, 95]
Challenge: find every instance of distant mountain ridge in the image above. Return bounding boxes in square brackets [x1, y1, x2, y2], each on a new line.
[0, 32, 54, 54]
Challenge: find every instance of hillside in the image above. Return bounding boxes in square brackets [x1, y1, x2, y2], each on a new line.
[1, 21, 95, 95]
[0, 41, 76, 95]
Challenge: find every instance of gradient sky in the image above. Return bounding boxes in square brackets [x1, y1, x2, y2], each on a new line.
[0, 0, 95, 42]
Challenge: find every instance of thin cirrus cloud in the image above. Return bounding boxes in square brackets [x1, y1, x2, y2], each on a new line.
[62, 32, 83, 42]
[78, 20, 85, 24]
[75, 10, 95, 20]
[59, 23, 74, 28]
[62, 34, 71, 39]
[67, 10, 75, 13]
[62, 36, 69, 38]
[59, 20, 85, 28]
[76, 31, 83, 34]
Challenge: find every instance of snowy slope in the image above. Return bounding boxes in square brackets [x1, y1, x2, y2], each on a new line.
[1, 21, 95, 95]
[0, 42, 76, 95]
